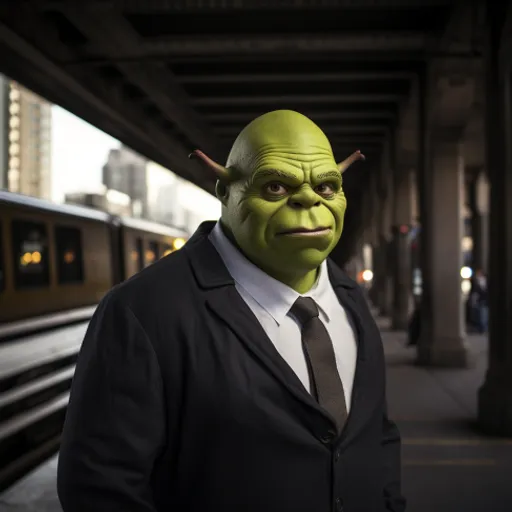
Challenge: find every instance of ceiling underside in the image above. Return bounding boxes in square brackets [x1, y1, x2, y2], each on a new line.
[0, 0, 466, 254]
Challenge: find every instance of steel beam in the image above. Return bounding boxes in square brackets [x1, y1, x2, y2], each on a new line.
[0, 18, 214, 193]
[41, 0, 452, 11]
[58, 6, 225, 161]
[63, 52, 425, 68]
[192, 94, 402, 106]
[177, 72, 414, 84]
[204, 111, 397, 123]
[135, 33, 426, 57]
[215, 125, 389, 136]
[168, 54, 424, 65]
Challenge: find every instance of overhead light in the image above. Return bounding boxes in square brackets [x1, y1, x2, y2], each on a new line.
[362, 269, 374, 282]
[460, 266, 472, 279]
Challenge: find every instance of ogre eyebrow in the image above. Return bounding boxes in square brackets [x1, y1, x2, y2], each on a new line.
[316, 170, 342, 180]
[252, 169, 301, 181]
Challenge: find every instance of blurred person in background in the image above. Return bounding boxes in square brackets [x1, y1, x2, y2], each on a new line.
[469, 269, 488, 334]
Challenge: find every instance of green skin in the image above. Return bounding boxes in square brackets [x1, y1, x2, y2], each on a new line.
[192, 110, 364, 294]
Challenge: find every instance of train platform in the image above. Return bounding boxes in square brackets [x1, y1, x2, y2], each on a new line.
[1, 320, 511, 512]
[0, 322, 89, 495]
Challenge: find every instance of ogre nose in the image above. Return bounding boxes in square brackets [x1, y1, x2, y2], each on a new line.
[289, 189, 321, 209]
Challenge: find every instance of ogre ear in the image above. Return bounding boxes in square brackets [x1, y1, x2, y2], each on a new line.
[189, 150, 236, 204]
[189, 149, 235, 182]
[337, 150, 365, 174]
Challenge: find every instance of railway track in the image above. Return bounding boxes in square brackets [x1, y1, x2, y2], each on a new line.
[0, 312, 92, 492]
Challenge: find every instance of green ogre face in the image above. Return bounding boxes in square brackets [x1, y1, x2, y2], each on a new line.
[220, 110, 347, 279]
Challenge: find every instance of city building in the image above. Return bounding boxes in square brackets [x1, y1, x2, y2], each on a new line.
[6, 79, 52, 199]
[0, 74, 8, 190]
[152, 182, 179, 226]
[65, 186, 132, 217]
[146, 160, 221, 234]
[102, 146, 148, 218]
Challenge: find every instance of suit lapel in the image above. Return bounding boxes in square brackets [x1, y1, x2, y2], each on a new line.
[327, 261, 382, 447]
[205, 287, 334, 417]
[185, 223, 335, 426]
[186, 228, 383, 444]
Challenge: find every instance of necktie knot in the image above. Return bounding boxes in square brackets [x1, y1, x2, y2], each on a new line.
[291, 296, 319, 326]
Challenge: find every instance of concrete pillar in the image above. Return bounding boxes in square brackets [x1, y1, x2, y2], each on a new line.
[415, 52, 478, 367]
[391, 168, 414, 330]
[348, 190, 374, 283]
[344, 244, 364, 282]
[375, 146, 394, 317]
[343, 188, 366, 281]
[382, 203, 394, 318]
[478, 2, 512, 436]
[376, 227, 393, 317]
[372, 234, 386, 312]
[468, 171, 490, 272]
[417, 133, 470, 367]
[368, 176, 383, 308]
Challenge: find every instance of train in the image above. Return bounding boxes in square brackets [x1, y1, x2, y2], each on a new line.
[0, 190, 189, 327]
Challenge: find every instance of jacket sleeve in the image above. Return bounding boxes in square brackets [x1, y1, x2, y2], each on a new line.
[382, 403, 407, 512]
[57, 293, 166, 511]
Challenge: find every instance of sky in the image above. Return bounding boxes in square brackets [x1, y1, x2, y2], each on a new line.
[49, 104, 221, 220]
[51, 106, 120, 203]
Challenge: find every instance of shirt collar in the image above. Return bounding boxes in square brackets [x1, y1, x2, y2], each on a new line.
[209, 221, 333, 325]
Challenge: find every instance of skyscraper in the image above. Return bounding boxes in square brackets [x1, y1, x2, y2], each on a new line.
[6, 80, 52, 200]
[0, 75, 9, 190]
[102, 146, 148, 218]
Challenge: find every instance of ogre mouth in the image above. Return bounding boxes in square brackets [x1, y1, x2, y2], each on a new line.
[278, 227, 332, 236]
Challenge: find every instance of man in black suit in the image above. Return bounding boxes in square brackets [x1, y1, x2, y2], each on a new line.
[58, 110, 406, 511]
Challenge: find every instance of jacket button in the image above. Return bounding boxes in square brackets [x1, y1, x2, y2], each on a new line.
[320, 430, 336, 444]
[335, 497, 344, 511]
[335, 448, 341, 461]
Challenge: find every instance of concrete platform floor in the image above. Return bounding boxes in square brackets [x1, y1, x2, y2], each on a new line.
[381, 327, 512, 512]
[1, 323, 511, 512]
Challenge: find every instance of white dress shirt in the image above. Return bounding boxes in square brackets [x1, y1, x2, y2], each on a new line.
[209, 222, 357, 412]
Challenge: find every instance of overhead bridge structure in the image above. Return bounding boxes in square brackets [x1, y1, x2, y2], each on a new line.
[0, 3, 512, 504]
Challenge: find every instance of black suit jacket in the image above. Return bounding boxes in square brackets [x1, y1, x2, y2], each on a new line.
[57, 221, 406, 512]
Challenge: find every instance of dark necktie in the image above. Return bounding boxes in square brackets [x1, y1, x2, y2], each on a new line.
[291, 296, 348, 431]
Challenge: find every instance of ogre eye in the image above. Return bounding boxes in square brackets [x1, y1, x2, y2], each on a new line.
[315, 183, 336, 197]
[265, 182, 287, 195]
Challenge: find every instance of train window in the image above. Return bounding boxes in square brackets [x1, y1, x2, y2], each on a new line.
[132, 237, 143, 272]
[145, 241, 159, 266]
[11, 219, 50, 289]
[0, 223, 4, 292]
[54, 225, 84, 284]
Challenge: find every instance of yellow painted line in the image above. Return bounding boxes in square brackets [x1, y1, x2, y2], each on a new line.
[403, 438, 512, 446]
[404, 458, 497, 467]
